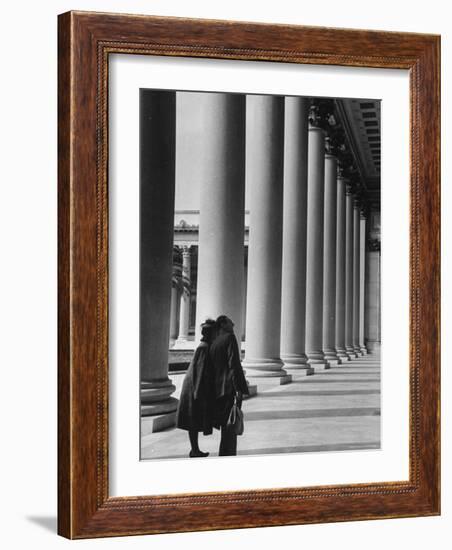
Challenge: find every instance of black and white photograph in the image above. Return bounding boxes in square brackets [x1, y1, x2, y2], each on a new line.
[139, 90, 381, 460]
[2, 0, 446, 547]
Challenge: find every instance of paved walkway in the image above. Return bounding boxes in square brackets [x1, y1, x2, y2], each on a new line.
[141, 352, 380, 460]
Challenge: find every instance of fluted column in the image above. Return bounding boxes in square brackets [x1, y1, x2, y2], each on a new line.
[280, 97, 313, 376]
[243, 95, 289, 382]
[305, 124, 329, 370]
[359, 213, 368, 354]
[195, 93, 246, 345]
[335, 175, 349, 361]
[174, 246, 191, 346]
[140, 90, 178, 428]
[322, 152, 341, 365]
[352, 200, 362, 355]
[345, 185, 357, 357]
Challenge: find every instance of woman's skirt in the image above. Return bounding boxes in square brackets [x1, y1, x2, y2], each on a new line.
[176, 375, 214, 435]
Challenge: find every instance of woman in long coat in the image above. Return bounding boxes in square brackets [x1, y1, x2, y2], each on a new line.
[209, 315, 249, 456]
[175, 319, 216, 457]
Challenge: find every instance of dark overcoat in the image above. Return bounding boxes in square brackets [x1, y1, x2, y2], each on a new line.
[175, 342, 214, 435]
[209, 333, 249, 428]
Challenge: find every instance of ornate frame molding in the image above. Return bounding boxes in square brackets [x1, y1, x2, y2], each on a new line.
[58, 11, 440, 538]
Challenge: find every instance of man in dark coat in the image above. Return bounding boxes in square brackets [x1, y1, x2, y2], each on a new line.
[209, 315, 249, 456]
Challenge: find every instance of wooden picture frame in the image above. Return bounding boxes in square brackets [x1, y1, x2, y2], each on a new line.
[58, 10, 440, 539]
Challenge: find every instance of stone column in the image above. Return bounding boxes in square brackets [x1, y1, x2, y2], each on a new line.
[241, 253, 248, 343]
[345, 186, 357, 358]
[365, 209, 381, 352]
[280, 97, 313, 376]
[195, 93, 246, 345]
[169, 284, 179, 347]
[305, 124, 329, 370]
[365, 247, 381, 352]
[139, 90, 178, 431]
[243, 95, 290, 383]
[359, 213, 368, 354]
[322, 152, 341, 365]
[352, 200, 362, 355]
[174, 246, 191, 347]
[335, 175, 349, 361]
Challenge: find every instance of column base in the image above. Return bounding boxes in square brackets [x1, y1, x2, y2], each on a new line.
[346, 347, 359, 359]
[242, 357, 286, 376]
[281, 352, 308, 368]
[243, 358, 290, 385]
[281, 353, 314, 376]
[284, 366, 315, 377]
[141, 379, 178, 420]
[360, 346, 368, 355]
[336, 348, 351, 361]
[307, 359, 330, 370]
[323, 349, 341, 365]
[306, 351, 330, 370]
[366, 341, 381, 354]
[325, 359, 341, 366]
[244, 384, 258, 398]
[141, 411, 177, 435]
[247, 374, 293, 387]
[172, 337, 193, 350]
[309, 362, 330, 371]
[140, 396, 179, 417]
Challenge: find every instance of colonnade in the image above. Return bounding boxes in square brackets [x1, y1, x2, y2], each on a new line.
[140, 90, 374, 429]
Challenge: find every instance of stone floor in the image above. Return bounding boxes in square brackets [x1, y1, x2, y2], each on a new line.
[141, 352, 380, 460]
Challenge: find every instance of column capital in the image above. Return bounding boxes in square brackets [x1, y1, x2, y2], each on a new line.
[337, 161, 347, 179]
[360, 204, 370, 219]
[367, 238, 381, 252]
[345, 180, 355, 196]
[181, 244, 192, 257]
[308, 99, 335, 130]
[325, 136, 338, 158]
[351, 187, 371, 215]
[172, 245, 182, 262]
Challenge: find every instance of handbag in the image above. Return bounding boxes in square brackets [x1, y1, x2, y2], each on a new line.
[226, 395, 244, 436]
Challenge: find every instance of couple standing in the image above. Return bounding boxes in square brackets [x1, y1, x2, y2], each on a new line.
[175, 315, 249, 457]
